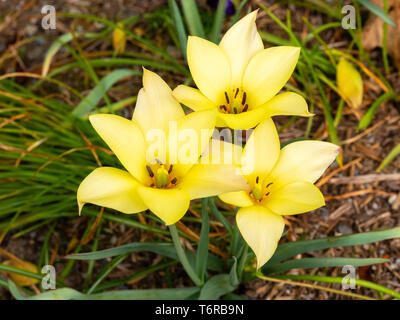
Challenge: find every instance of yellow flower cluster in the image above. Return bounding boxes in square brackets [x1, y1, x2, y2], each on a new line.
[77, 11, 339, 268]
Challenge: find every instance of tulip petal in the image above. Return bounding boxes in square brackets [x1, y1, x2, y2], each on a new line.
[217, 106, 268, 130]
[265, 182, 325, 215]
[269, 140, 340, 188]
[243, 46, 300, 108]
[133, 69, 184, 136]
[172, 85, 215, 111]
[219, 191, 254, 207]
[236, 205, 284, 269]
[241, 118, 280, 186]
[77, 167, 147, 214]
[187, 36, 231, 104]
[137, 186, 190, 225]
[171, 109, 217, 178]
[219, 10, 263, 88]
[200, 139, 243, 167]
[262, 92, 313, 117]
[179, 163, 249, 199]
[89, 114, 150, 185]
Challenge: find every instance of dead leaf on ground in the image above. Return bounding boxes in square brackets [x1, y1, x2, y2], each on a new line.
[362, 0, 400, 69]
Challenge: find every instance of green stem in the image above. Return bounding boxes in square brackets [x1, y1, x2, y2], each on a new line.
[169, 224, 202, 286]
[208, 198, 233, 234]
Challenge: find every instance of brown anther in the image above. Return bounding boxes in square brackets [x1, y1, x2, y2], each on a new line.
[241, 92, 247, 105]
[155, 158, 163, 165]
[234, 88, 239, 98]
[242, 104, 248, 112]
[224, 91, 230, 104]
[219, 105, 227, 112]
[150, 183, 154, 187]
[146, 165, 154, 177]
[171, 177, 177, 184]
[266, 182, 273, 188]
[265, 192, 270, 197]
[168, 164, 173, 174]
[256, 176, 259, 184]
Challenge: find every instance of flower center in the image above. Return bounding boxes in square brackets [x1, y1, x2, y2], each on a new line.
[219, 88, 249, 114]
[250, 176, 273, 202]
[146, 159, 177, 189]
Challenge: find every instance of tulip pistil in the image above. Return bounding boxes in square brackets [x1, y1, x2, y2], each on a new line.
[250, 177, 273, 202]
[219, 89, 249, 114]
[146, 161, 177, 189]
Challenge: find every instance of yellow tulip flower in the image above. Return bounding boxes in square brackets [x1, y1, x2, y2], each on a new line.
[219, 118, 340, 268]
[172, 10, 312, 130]
[77, 69, 248, 225]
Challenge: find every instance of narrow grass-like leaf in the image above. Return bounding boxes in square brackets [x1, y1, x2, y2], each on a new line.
[377, 143, 400, 172]
[9, 280, 199, 300]
[169, 0, 188, 59]
[199, 274, 236, 300]
[357, 92, 397, 131]
[209, 0, 227, 43]
[357, 0, 396, 26]
[196, 198, 210, 282]
[180, 0, 205, 38]
[264, 226, 400, 268]
[263, 257, 388, 274]
[72, 69, 140, 118]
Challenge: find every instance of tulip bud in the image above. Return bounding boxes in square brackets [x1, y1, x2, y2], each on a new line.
[337, 58, 363, 108]
[113, 22, 126, 54]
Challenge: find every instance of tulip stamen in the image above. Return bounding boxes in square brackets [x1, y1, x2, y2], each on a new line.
[171, 177, 177, 184]
[242, 104, 248, 112]
[234, 88, 239, 98]
[168, 164, 173, 174]
[224, 91, 230, 104]
[241, 92, 247, 105]
[219, 105, 227, 112]
[146, 165, 154, 177]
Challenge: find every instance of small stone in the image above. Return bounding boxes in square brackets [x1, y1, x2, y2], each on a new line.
[337, 223, 353, 235]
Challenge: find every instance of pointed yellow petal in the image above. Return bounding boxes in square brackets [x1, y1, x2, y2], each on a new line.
[219, 191, 254, 207]
[89, 114, 150, 185]
[133, 69, 184, 136]
[179, 164, 249, 199]
[172, 85, 215, 111]
[171, 109, 217, 178]
[265, 182, 325, 215]
[137, 186, 190, 225]
[262, 92, 313, 117]
[217, 106, 268, 129]
[269, 141, 340, 188]
[219, 10, 263, 88]
[243, 46, 300, 107]
[77, 167, 147, 214]
[200, 139, 243, 167]
[337, 58, 363, 108]
[241, 118, 280, 186]
[236, 205, 284, 269]
[187, 36, 231, 104]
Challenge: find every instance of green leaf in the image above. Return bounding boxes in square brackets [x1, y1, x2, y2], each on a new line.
[9, 280, 199, 300]
[180, 0, 205, 38]
[357, 92, 397, 131]
[196, 198, 210, 282]
[378, 143, 400, 172]
[168, 0, 188, 59]
[72, 69, 140, 118]
[357, 0, 396, 27]
[199, 274, 237, 300]
[229, 257, 239, 286]
[67, 242, 224, 272]
[264, 226, 400, 268]
[209, 0, 227, 43]
[263, 257, 388, 274]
